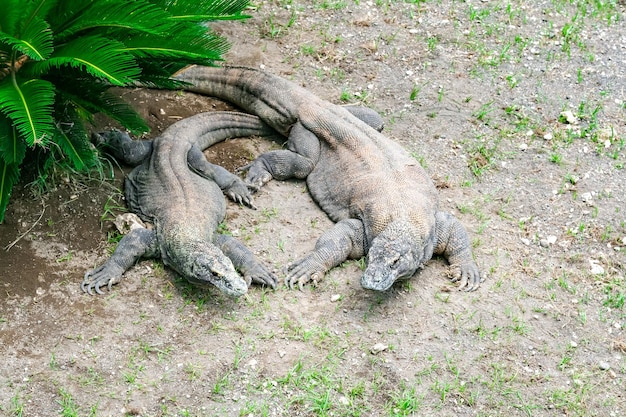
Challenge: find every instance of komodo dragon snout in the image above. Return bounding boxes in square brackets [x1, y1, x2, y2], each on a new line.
[360, 223, 430, 291]
[183, 245, 249, 297]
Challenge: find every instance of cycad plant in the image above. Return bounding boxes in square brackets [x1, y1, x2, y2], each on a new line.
[0, 0, 250, 222]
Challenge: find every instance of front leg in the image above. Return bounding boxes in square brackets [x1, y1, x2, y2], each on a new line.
[286, 219, 366, 290]
[238, 149, 315, 188]
[434, 211, 482, 291]
[239, 121, 319, 188]
[214, 234, 277, 289]
[82, 228, 159, 295]
[187, 145, 256, 208]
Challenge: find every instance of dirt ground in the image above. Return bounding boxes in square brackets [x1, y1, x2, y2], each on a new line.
[1, 1, 625, 416]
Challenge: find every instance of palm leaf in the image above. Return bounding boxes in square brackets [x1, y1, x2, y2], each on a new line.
[133, 60, 189, 89]
[51, 103, 98, 171]
[0, 16, 53, 61]
[51, 0, 176, 41]
[121, 26, 229, 61]
[0, 114, 26, 164]
[0, 76, 56, 146]
[27, 35, 141, 86]
[153, 0, 251, 21]
[56, 80, 149, 135]
[0, 159, 20, 223]
[0, 0, 25, 37]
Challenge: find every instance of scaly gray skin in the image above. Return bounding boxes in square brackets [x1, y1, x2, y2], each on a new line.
[83, 111, 278, 296]
[176, 66, 481, 292]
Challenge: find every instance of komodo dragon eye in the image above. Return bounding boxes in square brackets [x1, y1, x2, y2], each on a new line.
[389, 254, 401, 270]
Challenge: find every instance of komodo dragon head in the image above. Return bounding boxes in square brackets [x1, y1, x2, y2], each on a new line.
[360, 220, 433, 291]
[173, 242, 249, 297]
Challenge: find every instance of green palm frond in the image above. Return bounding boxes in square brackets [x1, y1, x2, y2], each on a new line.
[0, 114, 26, 164]
[0, 158, 20, 223]
[133, 60, 189, 89]
[0, 76, 55, 145]
[27, 36, 141, 86]
[51, 104, 98, 171]
[0, 16, 53, 61]
[50, 0, 175, 41]
[153, 0, 251, 21]
[121, 27, 228, 62]
[57, 81, 149, 135]
[0, 0, 26, 37]
[0, 0, 252, 222]
[0, 113, 21, 222]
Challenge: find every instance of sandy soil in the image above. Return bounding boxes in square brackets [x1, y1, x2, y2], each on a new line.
[1, 1, 625, 416]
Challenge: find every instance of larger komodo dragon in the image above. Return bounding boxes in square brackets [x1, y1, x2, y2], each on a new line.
[175, 66, 482, 292]
[83, 111, 277, 296]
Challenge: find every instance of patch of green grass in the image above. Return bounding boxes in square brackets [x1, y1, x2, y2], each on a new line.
[10, 393, 24, 417]
[57, 389, 79, 417]
[387, 384, 423, 416]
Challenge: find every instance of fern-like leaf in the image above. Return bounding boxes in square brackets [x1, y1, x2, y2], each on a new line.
[51, 0, 175, 41]
[27, 35, 141, 86]
[0, 159, 19, 223]
[0, 114, 26, 164]
[0, 0, 25, 37]
[152, 0, 250, 21]
[0, 16, 54, 61]
[56, 81, 149, 135]
[133, 60, 189, 89]
[121, 26, 228, 62]
[51, 103, 98, 171]
[0, 76, 55, 146]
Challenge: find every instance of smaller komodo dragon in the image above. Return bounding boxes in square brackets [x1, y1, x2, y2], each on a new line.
[83, 111, 277, 296]
[175, 66, 482, 292]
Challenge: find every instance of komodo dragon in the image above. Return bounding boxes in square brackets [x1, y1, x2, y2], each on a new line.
[82, 111, 277, 296]
[175, 66, 482, 292]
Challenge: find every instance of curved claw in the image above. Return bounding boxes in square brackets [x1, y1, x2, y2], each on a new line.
[285, 258, 325, 291]
[237, 161, 273, 189]
[448, 263, 482, 292]
[82, 265, 123, 295]
[225, 181, 256, 210]
[247, 266, 278, 289]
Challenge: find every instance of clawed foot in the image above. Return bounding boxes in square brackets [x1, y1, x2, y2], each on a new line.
[244, 264, 278, 290]
[237, 162, 273, 189]
[82, 264, 124, 295]
[284, 257, 326, 291]
[447, 262, 482, 292]
[224, 179, 257, 209]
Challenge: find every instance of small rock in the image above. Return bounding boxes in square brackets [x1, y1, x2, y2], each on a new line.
[370, 343, 388, 354]
[338, 396, 350, 406]
[580, 192, 593, 203]
[570, 341, 578, 348]
[540, 239, 549, 248]
[589, 260, 605, 275]
[278, 351, 286, 358]
[543, 132, 553, 140]
[560, 110, 578, 124]
[521, 238, 531, 246]
[114, 213, 146, 234]
[599, 361, 611, 371]
[519, 143, 528, 151]
[331, 294, 342, 302]
[547, 235, 557, 245]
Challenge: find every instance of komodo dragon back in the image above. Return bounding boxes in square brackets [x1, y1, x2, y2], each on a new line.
[83, 112, 278, 297]
[175, 65, 482, 293]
